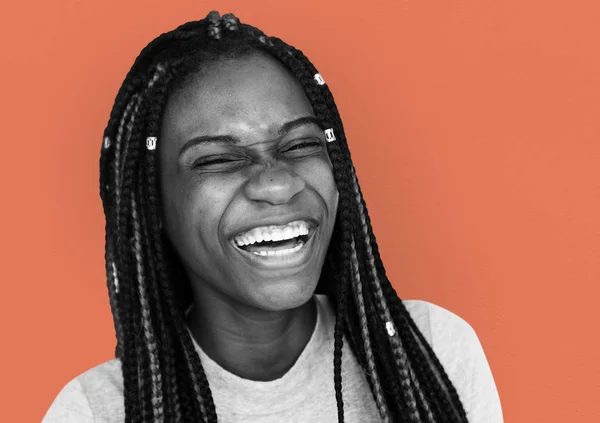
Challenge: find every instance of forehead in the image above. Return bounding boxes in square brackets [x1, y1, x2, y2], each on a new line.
[160, 53, 314, 147]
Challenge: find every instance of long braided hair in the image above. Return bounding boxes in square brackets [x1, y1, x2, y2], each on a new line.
[99, 11, 469, 423]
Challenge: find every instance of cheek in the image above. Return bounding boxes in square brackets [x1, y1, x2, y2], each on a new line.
[162, 174, 236, 239]
[295, 155, 338, 210]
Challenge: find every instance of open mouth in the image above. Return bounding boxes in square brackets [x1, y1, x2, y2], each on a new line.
[232, 220, 316, 257]
[237, 234, 310, 256]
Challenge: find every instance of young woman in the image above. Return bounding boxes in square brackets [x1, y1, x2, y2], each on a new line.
[43, 11, 502, 423]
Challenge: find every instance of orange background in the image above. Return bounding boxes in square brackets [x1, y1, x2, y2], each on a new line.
[1, 0, 599, 421]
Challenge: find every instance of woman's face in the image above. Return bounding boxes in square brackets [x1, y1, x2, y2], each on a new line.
[159, 53, 339, 312]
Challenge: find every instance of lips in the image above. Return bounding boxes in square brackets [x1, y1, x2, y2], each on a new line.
[227, 216, 320, 268]
[231, 227, 318, 270]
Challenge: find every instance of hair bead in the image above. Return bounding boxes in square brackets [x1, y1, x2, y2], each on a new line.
[103, 136, 111, 149]
[325, 128, 336, 142]
[146, 137, 157, 150]
[314, 73, 326, 85]
[385, 321, 396, 337]
[111, 261, 119, 294]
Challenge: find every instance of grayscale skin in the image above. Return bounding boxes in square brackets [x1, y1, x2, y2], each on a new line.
[158, 52, 339, 382]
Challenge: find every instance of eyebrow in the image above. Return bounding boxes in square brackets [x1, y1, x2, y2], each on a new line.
[179, 116, 324, 156]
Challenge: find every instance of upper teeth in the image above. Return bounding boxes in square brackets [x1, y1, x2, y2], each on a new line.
[234, 220, 310, 247]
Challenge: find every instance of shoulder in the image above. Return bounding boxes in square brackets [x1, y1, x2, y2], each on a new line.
[42, 358, 125, 423]
[402, 299, 504, 423]
[402, 299, 478, 349]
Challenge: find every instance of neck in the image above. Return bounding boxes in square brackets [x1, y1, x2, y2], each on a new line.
[186, 290, 317, 381]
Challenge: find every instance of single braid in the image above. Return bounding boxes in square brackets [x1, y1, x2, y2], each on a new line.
[132, 194, 165, 422]
[114, 97, 147, 423]
[136, 147, 182, 421]
[130, 193, 155, 422]
[348, 235, 391, 422]
[114, 94, 138, 219]
[332, 207, 352, 423]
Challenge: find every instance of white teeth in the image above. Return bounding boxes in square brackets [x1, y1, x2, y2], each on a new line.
[234, 220, 310, 247]
[283, 227, 294, 240]
[253, 233, 264, 244]
[251, 243, 304, 256]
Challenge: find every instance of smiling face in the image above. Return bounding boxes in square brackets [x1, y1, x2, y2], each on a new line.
[159, 53, 339, 312]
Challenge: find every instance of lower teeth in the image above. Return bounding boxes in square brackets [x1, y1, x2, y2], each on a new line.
[251, 242, 304, 257]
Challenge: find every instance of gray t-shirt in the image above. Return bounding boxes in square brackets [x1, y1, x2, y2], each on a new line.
[42, 296, 503, 422]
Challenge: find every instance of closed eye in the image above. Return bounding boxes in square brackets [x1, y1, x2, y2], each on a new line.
[281, 138, 324, 157]
[192, 155, 248, 172]
[195, 158, 237, 166]
[287, 141, 320, 151]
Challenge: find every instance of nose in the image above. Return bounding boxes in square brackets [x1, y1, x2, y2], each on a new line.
[244, 164, 306, 205]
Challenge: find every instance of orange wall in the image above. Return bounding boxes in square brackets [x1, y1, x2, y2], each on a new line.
[2, 0, 599, 421]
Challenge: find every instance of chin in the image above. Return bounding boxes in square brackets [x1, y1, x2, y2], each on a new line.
[249, 279, 318, 312]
